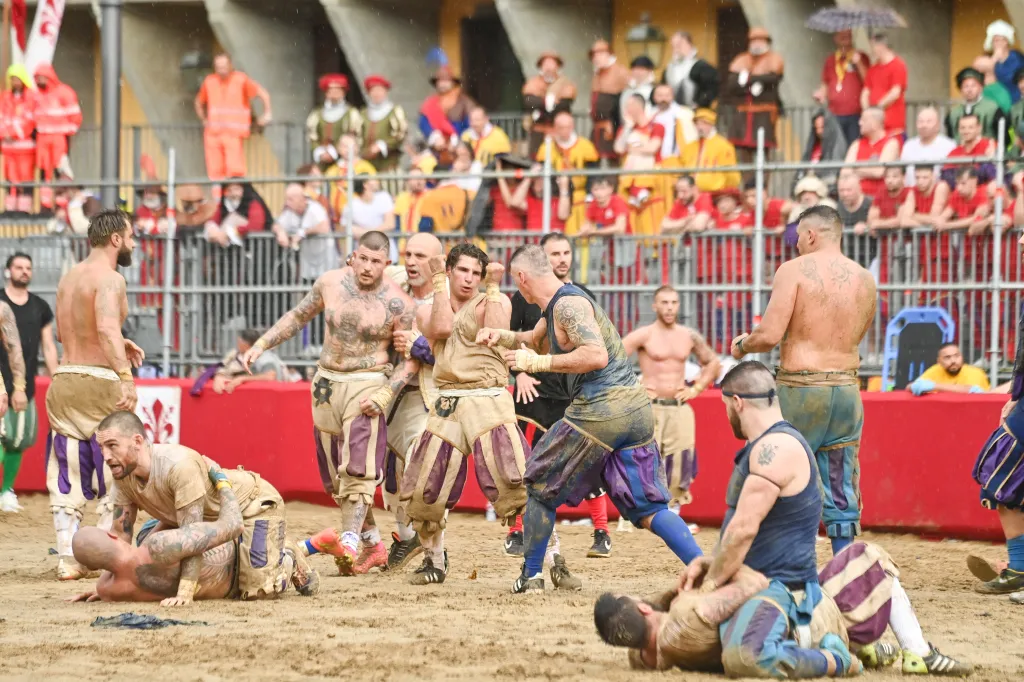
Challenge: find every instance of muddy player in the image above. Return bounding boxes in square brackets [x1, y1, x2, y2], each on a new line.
[478, 245, 702, 593]
[242, 230, 418, 576]
[623, 286, 720, 512]
[731, 205, 875, 556]
[47, 208, 144, 581]
[383, 232, 444, 570]
[68, 461, 316, 603]
[94, 410, 317, 604]
[399, 244, 530, 586]
[595, 541, 971, 676]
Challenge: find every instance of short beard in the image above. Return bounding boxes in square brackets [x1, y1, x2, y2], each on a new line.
[116, 249, 133, 267]
[728, 410, 745, 440]
[10, 278, 28, 289]
[947, 365, 962, 376]
[357, 274, 382, 291]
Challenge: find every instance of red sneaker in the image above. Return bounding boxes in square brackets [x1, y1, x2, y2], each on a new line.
[335, 545, 358, 576]
[307, 527, 345, 557]
[353, 541, 388, 575]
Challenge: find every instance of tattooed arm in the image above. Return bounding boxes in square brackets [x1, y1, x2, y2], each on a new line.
[733, 259, 799, 357]
[110, 503, 138, 544]
[163, 498, 206, 607]
[549, 297, 608, 373]
[384, 295, 420, 396]
[0, 302, 26, 411]
[145, 487, 243, 567]
[695, 566, 771, 626]
[258, 279, 326, 350]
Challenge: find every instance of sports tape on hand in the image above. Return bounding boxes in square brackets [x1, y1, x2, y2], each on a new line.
[369, 385, 394, 412]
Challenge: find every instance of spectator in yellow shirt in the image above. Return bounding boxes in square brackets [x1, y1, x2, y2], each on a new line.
[907, 343, 991, 395]
[460, 107, 511, 168]
[679, 108, 742, 193]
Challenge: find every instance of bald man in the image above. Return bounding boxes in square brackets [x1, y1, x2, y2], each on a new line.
[272, 182, 336, 284]
[385, 232, 443, 570]
[731, 206, 876, 556]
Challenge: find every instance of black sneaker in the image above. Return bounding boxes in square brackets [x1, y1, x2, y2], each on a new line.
[409, 551, 448, 585]
[975, 568, 1024, 594]
[549, 554, 582, 591]
[587, 529, 612, 558]
[387, 532, 423, 571]
[512, 563, 545, 593]
[504, 531, 524, 557]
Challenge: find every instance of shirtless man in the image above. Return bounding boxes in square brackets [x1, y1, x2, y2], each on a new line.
[93, 410, 317, 604]
[730, 205, 875, 556]
[478, 245, 701, 593]
[241, 230, 418, 576]
[47, 208, 144, 580]
[399, 243, 529, 586]
[383, 232, 443, 570]
[68, 461, 316, 603]
[623, 286, 720, 510]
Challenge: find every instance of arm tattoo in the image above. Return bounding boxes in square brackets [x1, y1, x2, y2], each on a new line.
[756, 442, 777, 467]
[689, 329, 716, 364]
[261, 284, 325, 349]
[0, 303, 24, 382]
[112, 504, 137, 542]
[554, 298, 602, 348]
[173, 499, 206, 597]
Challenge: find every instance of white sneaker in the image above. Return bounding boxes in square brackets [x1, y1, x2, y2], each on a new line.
[0, 490, 22, 512]
[616, 517, 634, 533]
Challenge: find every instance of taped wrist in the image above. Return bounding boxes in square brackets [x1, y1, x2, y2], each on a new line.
[514, 349, 552, 373]
[485, 282, 502, 302]
[431, 272, 447, 295]
[410, 335, 435, 365]
[402, 329, 423, 359]
[254, 338, 269, 352]
[216, 480, 232, 492]
[177, 578, 198, 599]
[117, 369, 134, 382]
[495, 329, 518, 349]
[369, 385, 395, 412]
[12, 379, 25, 392]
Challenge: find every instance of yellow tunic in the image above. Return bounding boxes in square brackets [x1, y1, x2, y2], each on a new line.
[325, 159, 378, 220]
[679, 133, 742, 193]
[536, 136, 600, 236]
[461, 126, 511, 168]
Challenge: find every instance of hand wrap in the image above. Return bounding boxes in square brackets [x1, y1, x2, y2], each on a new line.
[512, 348, 552, 373]
[369, 385, 395, 413]
[485, 283, 502, 302]
[431, 272, 447, 296]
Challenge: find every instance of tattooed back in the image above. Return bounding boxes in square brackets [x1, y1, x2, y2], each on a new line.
[54, 259, 127, 367]
[318, 268, 415, 373]
[781, 252, 876, 372]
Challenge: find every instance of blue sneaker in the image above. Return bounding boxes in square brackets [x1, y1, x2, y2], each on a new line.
[820, 633, 862, 676]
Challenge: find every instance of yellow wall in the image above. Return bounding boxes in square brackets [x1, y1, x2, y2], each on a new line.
[611, 0, 733, 70]
[440, 0, 493, 77]
[950, 0, 1012, 97]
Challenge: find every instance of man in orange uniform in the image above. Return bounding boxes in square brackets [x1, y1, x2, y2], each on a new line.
[0, 65, 37, 213]
[194, 54, 272, 189]
[34, 63, 82, 210]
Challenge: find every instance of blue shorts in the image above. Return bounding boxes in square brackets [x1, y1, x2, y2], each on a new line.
[974, 401, 1024, 511]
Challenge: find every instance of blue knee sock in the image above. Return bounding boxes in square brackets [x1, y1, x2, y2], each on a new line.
[522, 496, 556, 577]
[304, 539, 320, 556]
[649, 509, 703, 564]
[831, 536, 853, 556]
[1008, 534, 1024, 571]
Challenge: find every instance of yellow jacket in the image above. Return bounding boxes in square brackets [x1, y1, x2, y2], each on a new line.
[679, 133, 741, 193]
[461, 125, 511, 168]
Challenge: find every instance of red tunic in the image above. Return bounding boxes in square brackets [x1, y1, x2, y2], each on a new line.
[855, 135, 899, 198]
[524, 193, 565, 232]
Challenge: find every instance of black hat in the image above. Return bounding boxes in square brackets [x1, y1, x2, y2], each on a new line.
[956, 67, 984, 89]
[630, 56, 656, 70]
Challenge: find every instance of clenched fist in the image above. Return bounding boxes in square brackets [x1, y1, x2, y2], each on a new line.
[485, 262, 505, 285]
[427, 254, 447, 276]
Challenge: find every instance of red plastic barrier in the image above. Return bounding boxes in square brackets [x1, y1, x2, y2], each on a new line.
[14, 379, 1006, 541]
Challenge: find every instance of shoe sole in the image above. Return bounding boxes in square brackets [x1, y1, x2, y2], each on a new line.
[335, 553, 357, 577]
[388, 544, 424, 571]
[504, 547, 524, 557]
[974, 582, 1024, 595]
[966, 555, 999, 582]
[587, 549, 612, 559]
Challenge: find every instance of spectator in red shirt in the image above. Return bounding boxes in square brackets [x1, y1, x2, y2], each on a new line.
[710, 189, 752, 232]
[938, 166, 991, 233]
[661, 174, 712, 234]
[845, 107, 901, 198]
[942, 114, 997, 187]
[861, 33, 908, 136]
[742, 181, 792, 231]
[492, 158, 527, 232]
[582, 175, 638, 334]
[899, 166, 948, 227]
[814, 30, 870, 144]
[501, 164, 572, 232]
[868, 166, 909, 231]
[580, 176, 630, 237]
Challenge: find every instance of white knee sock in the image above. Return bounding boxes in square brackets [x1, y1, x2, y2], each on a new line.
[395, 509, 416, 542]
[361, 527, 382, 546]
[53, 508, 81, 558]
[545, 528, 561, 565]
[419, 529, 446, 566]
[889, 577, 930, 656]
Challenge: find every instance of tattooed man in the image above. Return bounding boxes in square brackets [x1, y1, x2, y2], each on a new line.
[730, 205, 876, 557]
[85, 410, 317, 605]
[476, 244, 701, 594]
[399, 243, 529, 586]
[46, 209, 146, 580]
[69, 452, 317, 603]
[242, 230, 418, 576]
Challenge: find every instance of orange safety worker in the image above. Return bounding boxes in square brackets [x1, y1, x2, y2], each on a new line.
[194, 53, 272, 189]
[0, 65, 38, 213]
[34, 63, 82, 209]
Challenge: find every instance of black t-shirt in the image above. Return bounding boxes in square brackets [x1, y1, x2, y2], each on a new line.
[838, 196, 876, 266]
[510, 282, 595, 401]
[0, 290, 53, 400]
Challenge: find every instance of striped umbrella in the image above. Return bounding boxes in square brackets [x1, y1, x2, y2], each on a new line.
[805, 7, 908, 32]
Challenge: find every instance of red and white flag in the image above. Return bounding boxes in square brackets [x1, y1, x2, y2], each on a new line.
[10, 0, 27, 65]
[23, 0, 65, 75]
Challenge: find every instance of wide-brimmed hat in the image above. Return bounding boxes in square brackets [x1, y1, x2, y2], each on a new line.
[985, 19, 1015, 52]
[694, 108, 718, 125]
[363, 74, 391, 91]
[956, 67, 984, 88]
[318, 73, 348, 91]
[793, 175, 828, 199]
[430, 66, 461, 86]
[588, 39, 612, 58]
[536, 51, 564, 69]
[748, 27, 772, 43]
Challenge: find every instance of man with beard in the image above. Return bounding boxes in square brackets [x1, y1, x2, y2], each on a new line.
[623, 287, 720, 513]
[241, 231, 418, 577]
[74, 410, 317, 604]
[731, 206, 876, 556]
[521, 51, 577, 158]
[907, 343, 990, 395]
[0, 253, 58, 513]
[503, 233, 613, 559]
[47, 209, 144, 580]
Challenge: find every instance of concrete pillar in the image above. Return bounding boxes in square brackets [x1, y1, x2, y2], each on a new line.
[204, 0, 316, 172]
[121, 4, 210, 178]
[737, 0, 835, 108]
[320, 0, 439, 121]
[835, 0, 953, 103]
[494, 0, 612, 113]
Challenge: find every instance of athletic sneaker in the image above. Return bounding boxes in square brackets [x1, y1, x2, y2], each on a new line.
[512, 564, 545, 594]
[485, 503, 497, 522]
[286, 548, 320, 597]
[334, 545, 358, 576]
[0, 490, 22, 512]
[387, 532, 423, 571]
[549, 554, 582, 591]
[504, 531, 524, 557]
[353, 541, 388, 575]
[306, 527, 345, 557]
[902, 645, 973, 675]
[587, 529, 612, 558]
[857, 642, 900, 669]
[820, 633, 861, 676]
[616, 517, 633, 533]
[974, 567, 1024, 594]
[410, 551, 448, 585]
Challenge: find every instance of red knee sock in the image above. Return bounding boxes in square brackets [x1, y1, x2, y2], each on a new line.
[588, 495, 609, 532]
[509, 515, 523, 534]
